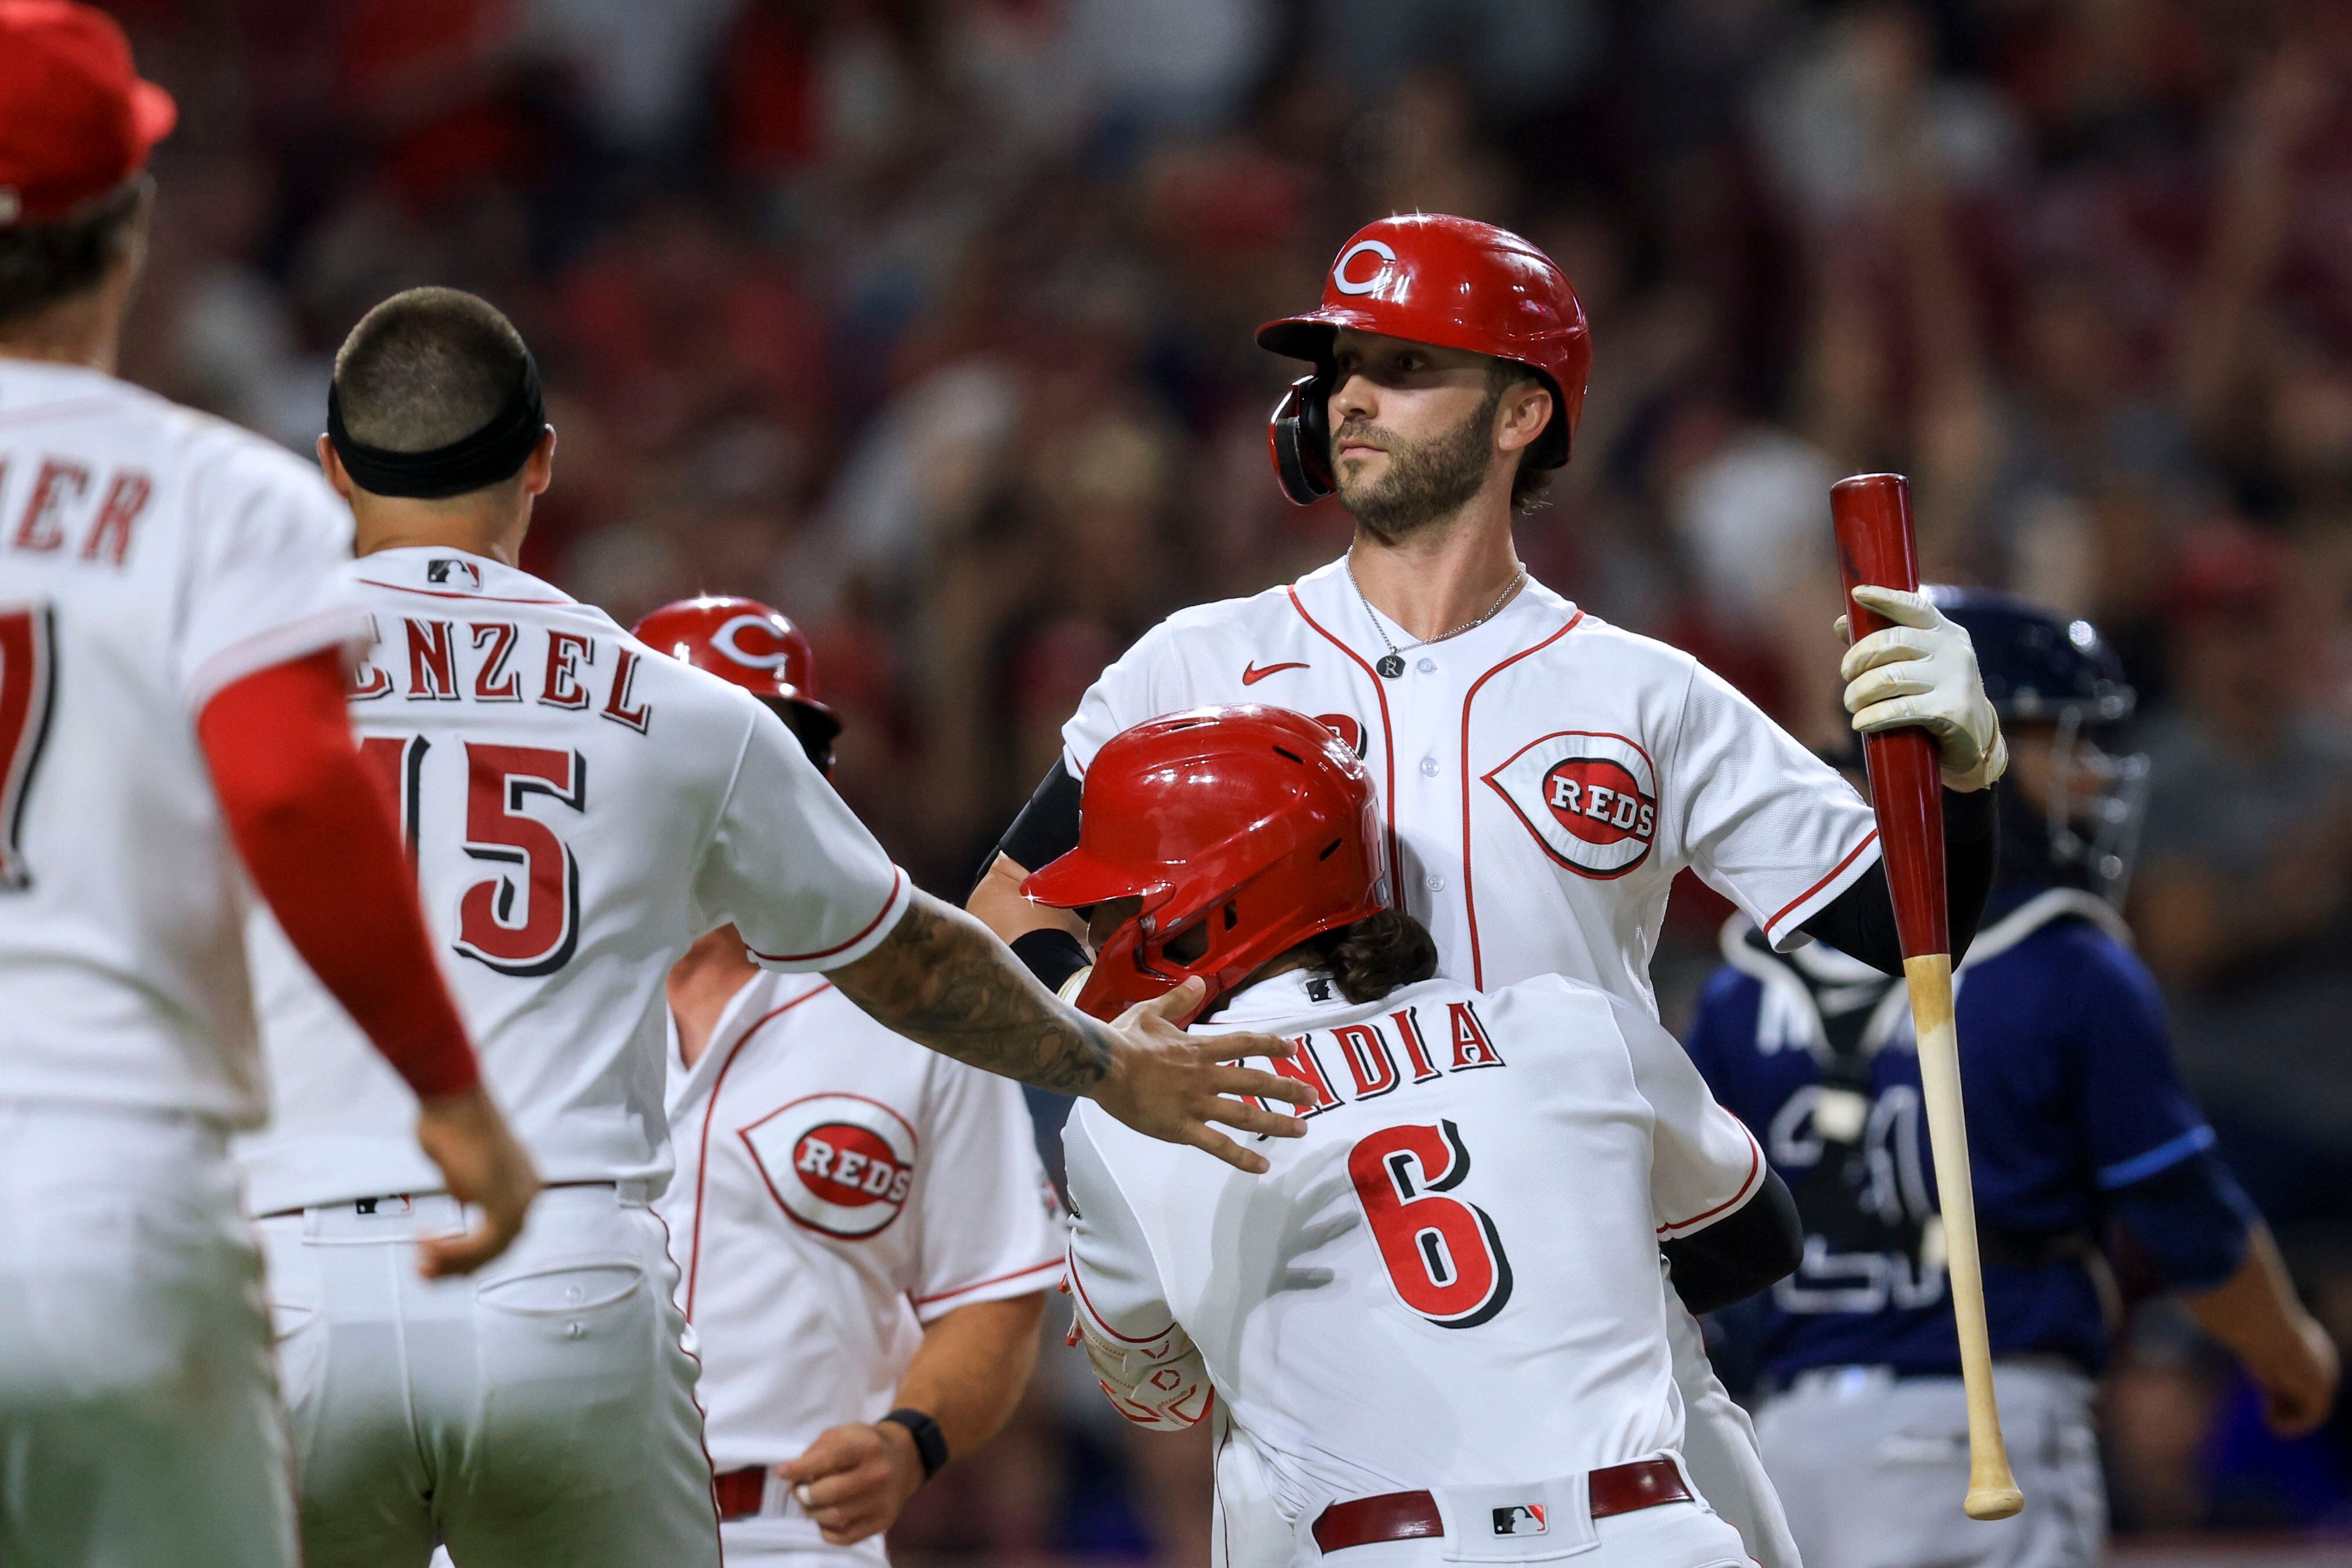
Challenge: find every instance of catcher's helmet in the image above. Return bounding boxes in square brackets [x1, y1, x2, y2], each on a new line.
[1258, 213, 1591, 505]
[1927, 587, 2146, 904]
[632, 595, 842, 768]
[1021, 705, 1391, 1024]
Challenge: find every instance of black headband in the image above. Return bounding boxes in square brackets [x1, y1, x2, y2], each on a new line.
[326, 351, 547, 500]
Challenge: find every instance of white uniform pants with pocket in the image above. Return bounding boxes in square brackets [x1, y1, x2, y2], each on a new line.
[1756, 1361, 2105, 1568]
[0, 1099, 298, 1568]
[258, 1183, 720, 1568]
[1667, 1289, 1804, 1568]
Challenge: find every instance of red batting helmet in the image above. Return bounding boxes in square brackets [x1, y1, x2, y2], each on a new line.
[1258, 213, 1591, 505]
[1020, 705, 1391, 1024]
[632, 595, 842, 760]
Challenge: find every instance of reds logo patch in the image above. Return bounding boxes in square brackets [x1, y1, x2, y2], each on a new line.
[1482, 731, 1657, 879]
[1316, 713, 1367, 758]
[740, 1094, 918, 1239]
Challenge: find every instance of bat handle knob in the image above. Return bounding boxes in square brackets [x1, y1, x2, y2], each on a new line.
[1964, 1485, 2024, 1522]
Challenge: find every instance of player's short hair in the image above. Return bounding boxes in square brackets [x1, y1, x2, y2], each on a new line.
[0, 178, 147, 329]
[332, 287, 531, 454]
[1299, 908, 1439, 1005]
[1487, 357, 1556, 516]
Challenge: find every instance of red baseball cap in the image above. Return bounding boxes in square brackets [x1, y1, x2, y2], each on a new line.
[0, 1, 177, 227]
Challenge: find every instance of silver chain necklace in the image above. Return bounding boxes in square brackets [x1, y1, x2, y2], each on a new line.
[1344, 552, 1527, 679]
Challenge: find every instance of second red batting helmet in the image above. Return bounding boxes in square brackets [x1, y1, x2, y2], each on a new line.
[1020, 704, 1391, 1024]
[631, 595, 842, 754]
[1257, 213, 1591, 505]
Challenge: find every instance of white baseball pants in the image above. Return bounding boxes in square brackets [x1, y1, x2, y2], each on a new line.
[0, 1099, 299, 1568]
[1667, 1290, 1805, 1568]
[258, 1182, 720, 1568]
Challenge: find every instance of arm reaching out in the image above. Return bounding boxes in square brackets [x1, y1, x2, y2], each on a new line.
[829, 891, 1312, 1173]
[200, 647, 538, 1275]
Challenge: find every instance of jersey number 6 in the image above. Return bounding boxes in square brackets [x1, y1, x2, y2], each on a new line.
[1348, 1120, 1513, 1329]
[359, 736, 587, 977]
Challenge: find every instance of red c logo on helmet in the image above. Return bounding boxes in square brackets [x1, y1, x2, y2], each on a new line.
[1332, 239, 1397, 296]
[710, 614, 792, 671]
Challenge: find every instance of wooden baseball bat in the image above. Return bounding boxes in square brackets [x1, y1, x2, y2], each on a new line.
[1831, 473, 2024, 1523]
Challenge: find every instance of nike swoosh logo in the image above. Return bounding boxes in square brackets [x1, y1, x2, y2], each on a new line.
[1241, 661, 1310, 685]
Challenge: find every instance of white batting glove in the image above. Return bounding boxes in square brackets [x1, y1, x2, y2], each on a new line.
[1837, 585, 2008, 792]
[1065, 1281, 1214, 1431]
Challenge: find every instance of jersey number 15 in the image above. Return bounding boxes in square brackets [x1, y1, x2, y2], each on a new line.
[361, 735, 586, 977]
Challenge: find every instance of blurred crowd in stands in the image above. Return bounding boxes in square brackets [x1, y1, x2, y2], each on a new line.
[100, 0, 2352, 1553]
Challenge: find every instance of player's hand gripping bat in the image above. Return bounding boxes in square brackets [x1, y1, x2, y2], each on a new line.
[1831, 473, 2024, 1523]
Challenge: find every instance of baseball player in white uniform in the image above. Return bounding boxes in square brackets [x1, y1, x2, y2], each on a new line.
[0, 14, 535, 1566]
[241, 287, 1312, 1568]
[1034, 704, 1805, 1568]
[973, 215, 2011, 1568]
[639, 594, 1064, 1564]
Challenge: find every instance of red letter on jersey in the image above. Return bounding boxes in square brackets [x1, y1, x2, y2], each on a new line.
[405, 620, 460, 700]
[1265, 1035, 1339, 1117]
[600, 647, 652, 733]
[79, 470, 150, 566]
[1390, 1007, 1443, 1083]
[1447, 1001, 1504, 1070]
[540, 630, 594, 710]
[13, 460, 88, 552]
[469, 623, 522, 702]
[1332, 1023, 1398, 1100]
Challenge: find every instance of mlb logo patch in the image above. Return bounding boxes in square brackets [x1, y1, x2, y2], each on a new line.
[1491, 1505, 1547, 1537]
[427, 558, 482, 589]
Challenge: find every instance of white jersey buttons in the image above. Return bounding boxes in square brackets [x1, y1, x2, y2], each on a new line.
[1425, 872, 1447, 892]
[1417, 657, 1437, 674]
[1420, 756, 1440, 777]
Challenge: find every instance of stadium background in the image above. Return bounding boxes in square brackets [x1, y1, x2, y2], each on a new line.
[95, 0, 2352, 1559]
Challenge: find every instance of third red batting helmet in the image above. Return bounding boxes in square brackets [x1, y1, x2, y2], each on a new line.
[1257, 213, 1591, 505]
[1020, 705, 1390, 1024]
[632, 595, 842, 761]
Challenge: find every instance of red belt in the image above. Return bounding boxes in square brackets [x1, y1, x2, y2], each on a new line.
[1310, 1458, 1691, 1554]
[714, 1465, 768, 1522]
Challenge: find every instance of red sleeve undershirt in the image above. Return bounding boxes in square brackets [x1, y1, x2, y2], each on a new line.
[199, 647, 480, 1101]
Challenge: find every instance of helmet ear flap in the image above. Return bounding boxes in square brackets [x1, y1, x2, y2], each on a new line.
[1268, 372, 1335, 505]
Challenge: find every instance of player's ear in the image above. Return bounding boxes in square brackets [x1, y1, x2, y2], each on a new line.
[316, 435, 357, 502]
[1494, 379, 1552, 456]
[521, 426, 557, 499]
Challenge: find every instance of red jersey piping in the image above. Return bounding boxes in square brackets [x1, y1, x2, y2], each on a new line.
[1761, 830, 1882, 941]
[1458, 612, 1585, 987]
[747, 867, 906, 963]
[1285, 586, 1402, 903]
[681, 983, 836, 1320]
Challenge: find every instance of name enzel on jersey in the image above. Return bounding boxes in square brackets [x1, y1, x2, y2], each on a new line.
[350, 609, 654, 733]
[1239, 984, 1509, 1117]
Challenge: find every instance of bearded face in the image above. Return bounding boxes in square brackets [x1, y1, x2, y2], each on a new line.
[1332, 382, 1505, 540]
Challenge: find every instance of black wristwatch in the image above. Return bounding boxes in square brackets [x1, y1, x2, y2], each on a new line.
[879, 1407, 948, 1481]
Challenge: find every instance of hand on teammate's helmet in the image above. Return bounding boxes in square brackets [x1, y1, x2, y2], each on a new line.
[1835, 586, 2008, 791]
[411, 1084, 541, 1278]
[1090, 977, 1314, 1174]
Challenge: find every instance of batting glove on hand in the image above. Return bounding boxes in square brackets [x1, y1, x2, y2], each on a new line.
[1837, 585, 2008, 792]
[1066, 1276, 1213, 1432]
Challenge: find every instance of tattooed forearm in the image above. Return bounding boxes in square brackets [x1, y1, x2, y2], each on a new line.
[830, 890, 1114, 1094]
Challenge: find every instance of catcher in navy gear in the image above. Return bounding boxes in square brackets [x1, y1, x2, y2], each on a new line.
[1683, 589, 2339, 1568]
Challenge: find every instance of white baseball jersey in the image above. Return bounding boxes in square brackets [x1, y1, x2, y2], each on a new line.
[660, 968, 1063, 1477]
[1064, 968, 1765, 1514]
[0, 359, 368, 1127]
[236, 547, 909, 1213]
[1062, 558, 1880, 1012]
